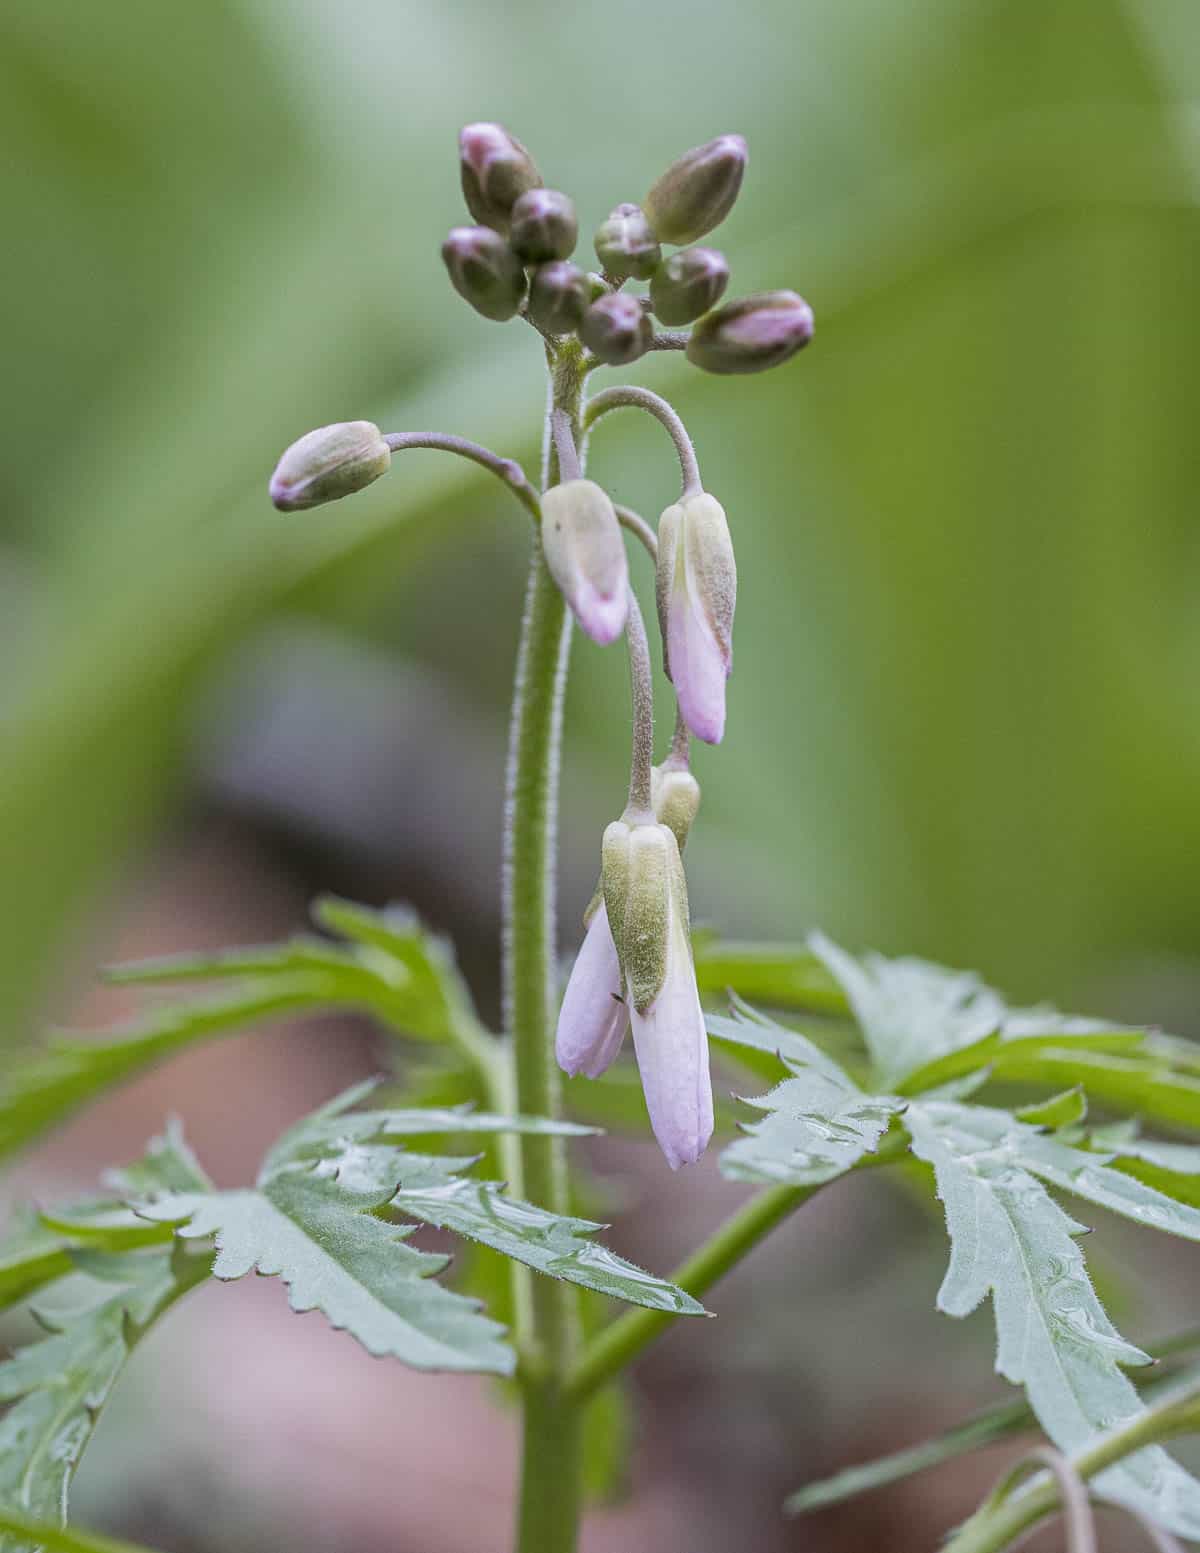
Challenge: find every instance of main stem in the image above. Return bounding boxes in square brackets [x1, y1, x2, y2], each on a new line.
[504, 341, 587, 1553]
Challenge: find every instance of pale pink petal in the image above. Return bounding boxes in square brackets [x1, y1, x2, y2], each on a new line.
[667, 586, 728, 744]
[629, 906, 713, 1169]
[555, 904, 628, 1078]
[571, 578, 628, 647]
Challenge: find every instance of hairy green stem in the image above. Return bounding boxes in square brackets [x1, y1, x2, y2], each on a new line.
[565, 1130, 912, 1404]
[565, 1182, 816, 1403]
[942, 1376, 1200, 1553]
[506, 340, 587, 1553]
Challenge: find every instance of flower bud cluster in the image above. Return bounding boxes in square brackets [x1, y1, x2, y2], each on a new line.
[443, 124, 813, 375]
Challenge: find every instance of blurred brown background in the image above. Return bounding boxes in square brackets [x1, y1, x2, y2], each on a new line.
[3, 0, 1200, 1548]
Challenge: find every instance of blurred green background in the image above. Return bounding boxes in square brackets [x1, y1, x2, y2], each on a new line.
[3, 1, 1200, 1548]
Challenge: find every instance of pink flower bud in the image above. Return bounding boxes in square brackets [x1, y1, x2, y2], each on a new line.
[555, 903, 628, 1079]
[656, 493, 736, 744]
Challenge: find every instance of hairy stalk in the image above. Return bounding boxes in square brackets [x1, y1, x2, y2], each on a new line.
[505, 339, 587, 1553]
[613, 502, 658, 561]
[623, 587, 655, 818]
[383, 431, 540, 521]
[583, 385, 703, 497]
[942, 1376, 1200, 1553]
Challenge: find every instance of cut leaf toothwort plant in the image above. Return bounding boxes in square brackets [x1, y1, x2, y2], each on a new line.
[2, 122, 1199, 1553]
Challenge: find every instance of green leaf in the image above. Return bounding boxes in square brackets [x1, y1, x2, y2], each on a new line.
[0, 1245, 206, 1553]
[717, 1017, 905, 1186]
[812, 933, 1139, 1089]
[378, 1151, 706, 1318]
[785, 1331, 1200, 1518]
[134, 1093, 701, 1375]
[103, 937, 354, 985]
[907, 1098, 1200, 1536]
[0, 1506, 167, 1553]
[0, 977, 355, 1164]
[693, 941, 847, 1014]
[1081, 1129, 1200, 1211]
[263, 1078, 595, 1175]
[1016, 1087, 1087, 1130]
[785, 1397, 1032, 1516]
[0, 1213, 74, 1313]
[134, 1156, 514, 1377]
[707, 997, 857, 1085]
[311, 896, 480, 1045]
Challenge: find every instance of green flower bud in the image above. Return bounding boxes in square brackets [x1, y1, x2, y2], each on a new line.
[441, 226, 526, 321]
[459, 122, 543, 232]
[644, 134, 748, 245]
[686, 290, 814, 374]
[593, 203, 661, 281]
[579, 293, 652, 366]
[527, 261, 590, 335]
[509, 189, 578, 263]
[600, 817, 633, 982]
[620, 822, 679, 1013]
[649, 247, 730, 326]
[652, 765, 702, 853]
[269, 421, 390, 512]
[540, 478, 629, 645]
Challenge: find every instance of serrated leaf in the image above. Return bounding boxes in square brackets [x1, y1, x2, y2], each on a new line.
[707, 998, 857, 1085]
[134, 1160, 513, 1377]
[812, 933, 1140, 1089]
[263, 1078, 595, 1175]
[311, 896, 479, 1046]
[0, 978, 355, 1163]
[720, 1051, 904, 1188]
[379, 1152, 706, 1318]
[0, 1245, 205, 1553]
[1016, 1087, 1087, 1130]
[907, 1098, 1200, 1536]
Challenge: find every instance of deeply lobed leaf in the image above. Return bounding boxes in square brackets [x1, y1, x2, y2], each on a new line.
[908, 1098, 1200, 1536]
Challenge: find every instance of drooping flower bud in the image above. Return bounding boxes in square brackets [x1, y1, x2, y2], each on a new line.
[649, 247, 730, 326]
[625, 824, 712, 1168]
[509, 189, 578, 263]
[656, 493, 736, 744]
[458, 122, 543, 232]
[558, 816, 713, 1168]
[579, 293, 652, 366]
[269, 421, 391, 512]
[441, 226, 527, 321]
[527, 261, 590, 335]
[593, 203, 661, 281]
[686, 290, 814, 374]
[644, 134, 748, 245]
[555, 901, 627, 1079]
[540, 479, 629, 645]
[652, 765, 702, 853]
